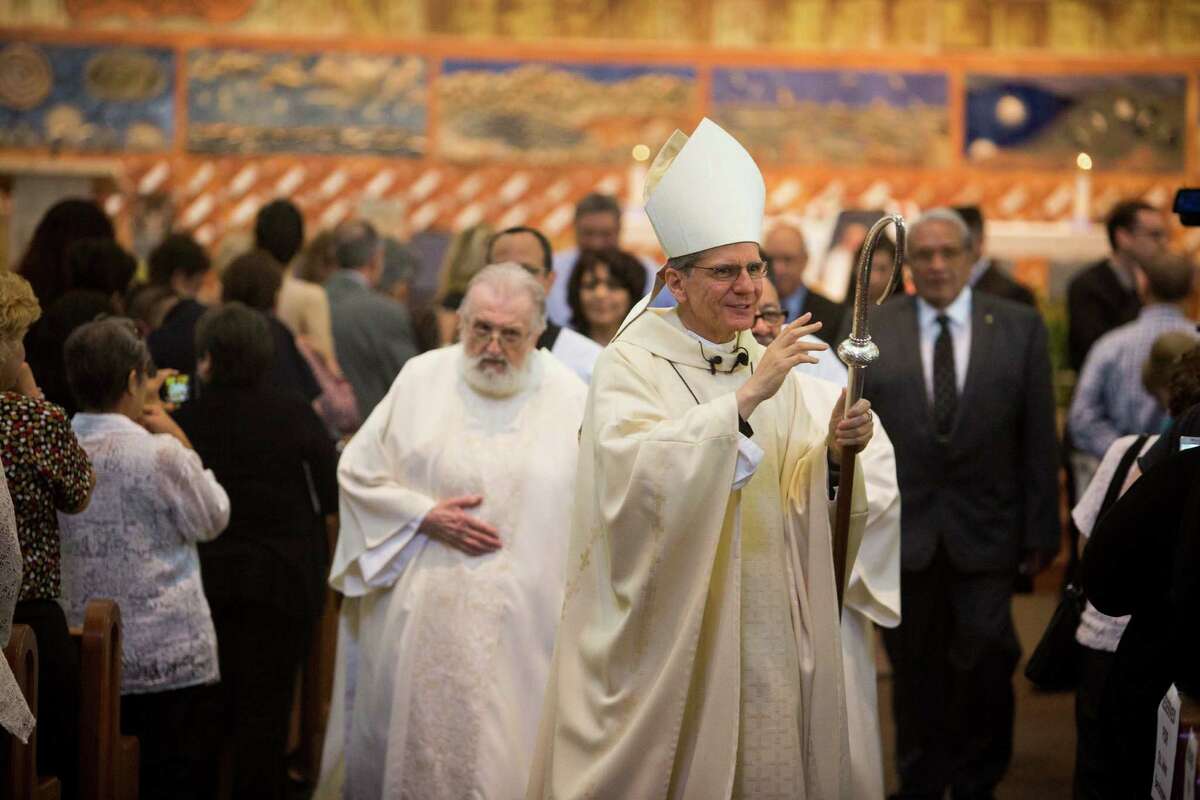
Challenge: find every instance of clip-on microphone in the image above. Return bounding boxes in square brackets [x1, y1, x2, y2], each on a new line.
[700, 342, 751, 375]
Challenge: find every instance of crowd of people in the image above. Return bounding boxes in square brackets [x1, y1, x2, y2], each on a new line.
[0, 118, 1196, 800]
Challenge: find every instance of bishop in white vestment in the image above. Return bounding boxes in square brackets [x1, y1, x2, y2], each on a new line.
[528, 119, 876, 799]
[318, 264, 587, 800]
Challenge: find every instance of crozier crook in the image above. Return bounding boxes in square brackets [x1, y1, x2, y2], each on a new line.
[832, 213, 906, 613]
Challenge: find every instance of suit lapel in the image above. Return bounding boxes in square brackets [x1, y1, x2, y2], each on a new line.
[887, 296, 933, 429]
[954, 294, 995, 436]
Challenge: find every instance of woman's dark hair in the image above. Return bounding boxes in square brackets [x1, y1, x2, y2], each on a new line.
[566, 249, 646, 336]
[1168, 346, 1200, 418]
[195, 302, 274, 389]
[254, 199, 305, 266]
[148, 233, 211, 287]
[221, 249, 284, 312]
[63, 317, 151, 411]
[17, 198, 115, 307]
[66, 238, 137, 296]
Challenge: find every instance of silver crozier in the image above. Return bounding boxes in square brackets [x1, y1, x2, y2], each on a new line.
[832, 213, 906, 613]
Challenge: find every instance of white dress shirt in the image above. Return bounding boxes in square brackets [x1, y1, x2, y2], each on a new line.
[915, 287, 973, 404]
[547, 325, 602, 384]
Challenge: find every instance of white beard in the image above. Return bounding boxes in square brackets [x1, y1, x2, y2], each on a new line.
[461, 350, 534, 398]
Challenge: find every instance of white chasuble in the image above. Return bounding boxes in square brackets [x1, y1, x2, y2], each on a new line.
[316, 346, 587, 800]
[796, 377, 901, 800]
[527, 308, 869, 800]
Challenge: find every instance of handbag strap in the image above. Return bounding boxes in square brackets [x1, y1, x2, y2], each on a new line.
[1097, 434, 1150, 519]
[1066, 434, 1149, 589]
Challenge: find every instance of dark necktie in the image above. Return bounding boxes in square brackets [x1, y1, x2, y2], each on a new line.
[933, 314, 957, 438]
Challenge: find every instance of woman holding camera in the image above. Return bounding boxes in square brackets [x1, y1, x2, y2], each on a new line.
[57, 317, 229, 800]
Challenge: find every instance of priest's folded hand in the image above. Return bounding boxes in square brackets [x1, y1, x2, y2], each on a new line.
[418, 495, 503, 556]
[736, 313, 827, 419]
[826, 389, 874, 467]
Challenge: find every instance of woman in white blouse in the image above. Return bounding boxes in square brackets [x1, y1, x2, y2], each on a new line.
[57, 318, 230, 800]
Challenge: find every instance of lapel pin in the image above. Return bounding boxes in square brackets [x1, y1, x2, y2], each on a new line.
[985, 313, 994, 324]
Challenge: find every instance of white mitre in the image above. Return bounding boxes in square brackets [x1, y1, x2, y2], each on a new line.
[644, 117, 766, 259]
[616, 119, 765, 338]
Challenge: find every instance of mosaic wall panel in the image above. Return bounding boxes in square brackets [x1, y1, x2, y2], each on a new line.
[12, 0, 1196, 54]
[437, 60, 696, 163]
[710, 68, 950, 168]
[0, 40, 174, 152]
[187, 48, 427, 156]
[965, 73, 1187, 172]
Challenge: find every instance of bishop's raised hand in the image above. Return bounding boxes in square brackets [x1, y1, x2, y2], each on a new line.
[736, 313, 827, 421]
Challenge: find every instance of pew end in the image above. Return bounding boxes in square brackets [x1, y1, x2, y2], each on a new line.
[2, 623, 61, 800]
[69, 599, 139, 800]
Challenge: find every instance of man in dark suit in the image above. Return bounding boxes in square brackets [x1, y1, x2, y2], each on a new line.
[864, 208, 1060, 800]
[954, 206, 1036, 307]
[762, 221, 844, 345]
[325, 219, 418, 419]
[1066, 200, 1166, 372]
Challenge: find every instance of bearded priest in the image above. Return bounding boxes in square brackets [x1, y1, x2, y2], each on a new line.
[528, 118, 875, 800]
[317, 263, 587, 800]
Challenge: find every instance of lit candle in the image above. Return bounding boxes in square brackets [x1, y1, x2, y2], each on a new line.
[627, 144, 650, 210]
[1073, 152, 1093, 228]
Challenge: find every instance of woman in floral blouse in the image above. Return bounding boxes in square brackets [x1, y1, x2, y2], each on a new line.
[0, 269, 94, 794]
[59, 317, 230, 800]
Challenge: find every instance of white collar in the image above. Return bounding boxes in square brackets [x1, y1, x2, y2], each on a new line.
[681, 327, 740, 354]
[916, 286, 972, 329]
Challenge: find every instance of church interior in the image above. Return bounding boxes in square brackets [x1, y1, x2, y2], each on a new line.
[1, 1, 1199, 798]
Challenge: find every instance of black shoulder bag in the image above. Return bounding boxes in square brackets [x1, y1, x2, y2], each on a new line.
[1025, 434, 1148, 692]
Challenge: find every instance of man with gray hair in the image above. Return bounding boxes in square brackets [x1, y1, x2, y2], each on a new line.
[324, 218, 418, 419]
[862, 207, 1059, 799]
[318, 263, 588, 800]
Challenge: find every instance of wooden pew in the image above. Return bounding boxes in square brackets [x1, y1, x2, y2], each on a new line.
[69, 599, 138, 800]
[292, 515, 342, 783]
[2, 623, 60, 800]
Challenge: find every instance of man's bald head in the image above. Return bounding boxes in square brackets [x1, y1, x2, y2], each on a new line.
[763, 223, 808, 298]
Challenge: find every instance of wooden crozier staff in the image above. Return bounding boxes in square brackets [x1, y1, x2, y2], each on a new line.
[833, 214, 906, 612]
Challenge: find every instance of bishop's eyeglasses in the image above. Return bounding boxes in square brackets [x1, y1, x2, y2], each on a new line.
[689, 261, 769, 283]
